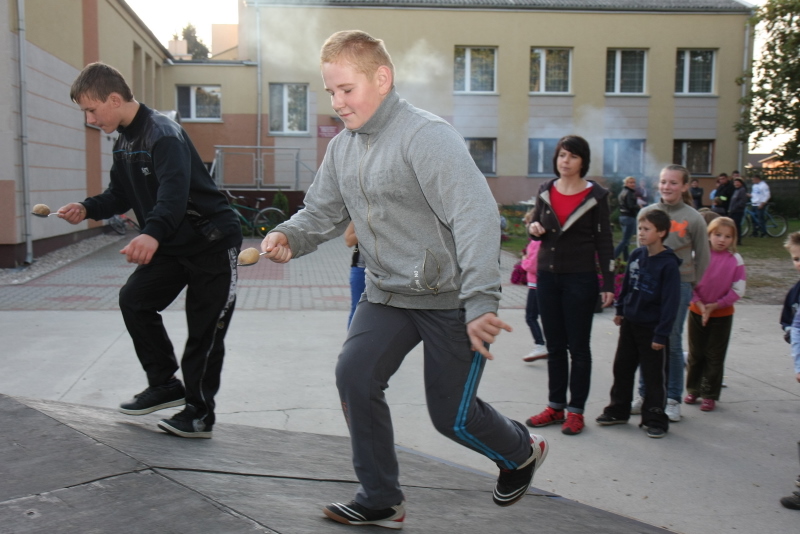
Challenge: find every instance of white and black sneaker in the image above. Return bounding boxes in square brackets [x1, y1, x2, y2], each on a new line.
[158, 406, 213, 439]
[119, 378, 185, 415]
[493, 433, 548, 507]
[323, 500, 405, 529]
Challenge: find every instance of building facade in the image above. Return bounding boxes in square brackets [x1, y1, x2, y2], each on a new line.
[2, 0, 754, 267]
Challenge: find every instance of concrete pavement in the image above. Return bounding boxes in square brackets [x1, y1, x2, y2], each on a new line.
[1, 235, 798, 533]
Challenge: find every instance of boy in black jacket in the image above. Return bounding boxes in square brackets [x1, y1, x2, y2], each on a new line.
[596, 209, 681, 438]
[58, 63, 241, 439]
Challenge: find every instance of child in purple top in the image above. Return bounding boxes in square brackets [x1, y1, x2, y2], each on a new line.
[684, 217, 746, 412]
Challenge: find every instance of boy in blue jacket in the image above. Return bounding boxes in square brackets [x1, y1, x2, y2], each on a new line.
[596, 209, 681, 438]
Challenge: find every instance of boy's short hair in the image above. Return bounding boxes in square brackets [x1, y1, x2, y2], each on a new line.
[552, 135, 591, 178]
[320, 30, 395, 81]
[638, 209, 671, 240]
[70, 62, 133, 103]
[784, 231, 800, 250]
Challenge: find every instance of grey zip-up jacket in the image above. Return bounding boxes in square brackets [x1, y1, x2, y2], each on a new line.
[273, 89, 502, 323]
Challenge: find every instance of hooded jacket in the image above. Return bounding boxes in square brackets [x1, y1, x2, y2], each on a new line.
[616, 246, 682, 345]
[81, 104, 241, 256]
[530, 178, 615, 292]
[273, 88, 502, 323]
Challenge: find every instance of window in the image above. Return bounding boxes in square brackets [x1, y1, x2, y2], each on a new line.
[605, 50, 646, 94]
[269, 83, 308, 134]
[454, 47, 496, 93]
[466, 138, 496, 174]
[530, 48, 571, 93]
[528, 138, 558, 175]
[673, 140, 713, 175]
[603, 139, 645, 177]
[675, 50, 715, 94]
[177, 85, 221, 120]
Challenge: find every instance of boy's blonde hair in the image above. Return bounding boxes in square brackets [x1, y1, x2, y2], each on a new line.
[320, 30, 395, 81]
[707, 216, 737, 252]
[784, 231, 800, 250]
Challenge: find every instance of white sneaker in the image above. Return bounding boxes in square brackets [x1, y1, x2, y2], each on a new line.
[631, 396, 644, 415]
[665, 399, 681, 422]
[522, 344, 548, 362]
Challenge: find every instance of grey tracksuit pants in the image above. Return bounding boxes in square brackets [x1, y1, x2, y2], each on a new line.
[336, 301, 531, 509]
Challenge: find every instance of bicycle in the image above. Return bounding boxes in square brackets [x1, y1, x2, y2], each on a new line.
[741, 202, 788, 238]
[108, 213, 141, 235]
[224, 190, 287, 237]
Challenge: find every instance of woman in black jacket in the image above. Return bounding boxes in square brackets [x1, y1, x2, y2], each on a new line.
[525, 135, 614, 436]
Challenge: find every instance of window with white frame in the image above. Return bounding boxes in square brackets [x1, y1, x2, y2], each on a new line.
[454, 47, 496, 93]
[269, 83, 308, 134]
[673, 140, 713, 175]
[530, 48, 571, 93]
[176, 85, 221, 120]
[528, 138, 559, 175]
[466, 138, 496, 175]
[605, 50, 646, 94]
[603, 139, 646, 177]
[675, 50, 715, 94]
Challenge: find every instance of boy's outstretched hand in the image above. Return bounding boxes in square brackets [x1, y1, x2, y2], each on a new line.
[467, 313, 512, 360]
[260, 232, 293, 263]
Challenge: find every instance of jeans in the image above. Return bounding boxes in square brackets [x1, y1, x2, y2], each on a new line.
[537, 270, 598, 413]
[639, 281, 692, 402]
[614, 215, 636, 261]
[730, 211, 744, 243]
[525, 288, 545, 345]
[348, 266, 366, 329]
[752, 205, 768, 236]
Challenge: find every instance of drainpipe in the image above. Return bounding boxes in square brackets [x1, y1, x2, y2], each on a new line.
[17, 0, 33, 265]
[739, 19, 752, 172]
[256, 3, 263, 188]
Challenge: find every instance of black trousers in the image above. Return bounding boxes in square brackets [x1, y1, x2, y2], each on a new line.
[119, 246, 238, 426]
[604, 319, 670, 431]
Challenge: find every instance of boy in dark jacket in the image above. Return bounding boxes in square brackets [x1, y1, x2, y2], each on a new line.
[596, 209, 681, 438]
[58, 63, 241, 439]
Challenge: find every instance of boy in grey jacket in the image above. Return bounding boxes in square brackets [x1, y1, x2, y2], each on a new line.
[261, 30, 547, 529]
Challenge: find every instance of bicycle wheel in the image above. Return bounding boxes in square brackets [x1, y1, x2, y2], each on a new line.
[740, 215, 751, 237]
[108, 215, 127, 235]
[766, 213, 788, 237]
[254, 208, 286, 237]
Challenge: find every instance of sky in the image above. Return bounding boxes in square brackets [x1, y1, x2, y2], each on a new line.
[125, 0, 239, 50]
[125, 0, 786, 154]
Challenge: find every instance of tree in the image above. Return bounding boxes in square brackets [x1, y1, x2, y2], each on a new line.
[173, 23, 209, 60]
[736, 0, 800, 161]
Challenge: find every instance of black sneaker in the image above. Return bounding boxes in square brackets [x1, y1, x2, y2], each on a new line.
[157, 407, 213, 439]
[119, 379, 185, 415]
[781, 491, 800, 510]
[596, 413, 628, 426]
[493, 433, 548, 507]
[642, 425, 666, 439]
[323, 500, 405, 529]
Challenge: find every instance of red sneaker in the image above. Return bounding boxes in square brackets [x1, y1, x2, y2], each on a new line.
[561, 412, 584, 435]
[700, 398, 716, 411]
[684, 394, 698, 404]
[525, 407, 565, 428]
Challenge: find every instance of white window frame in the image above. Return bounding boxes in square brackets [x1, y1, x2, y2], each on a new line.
[673, 140, 714, 175]
[176, 85, 221, 121]
[465, 138, 496, 175]
[454, 46, 497, 93]
[675, 49, 716, 94]
[269, 83, 309, 135]
[529, 48, 572, 94]
[606, 49, 647, 95]
[528, 138, 559, 175]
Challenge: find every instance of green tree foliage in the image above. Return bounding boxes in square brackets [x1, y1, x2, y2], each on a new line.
[737, 0, 800, 161]
[173, 24, 209, 60]
[272, 190, 290, 214]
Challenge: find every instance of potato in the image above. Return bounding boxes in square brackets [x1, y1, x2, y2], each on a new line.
[33, 204, 51, 216]
[238, 247, 261, 265]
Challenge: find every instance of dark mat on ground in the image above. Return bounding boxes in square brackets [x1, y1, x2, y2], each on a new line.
[0, 395, 674, 533]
